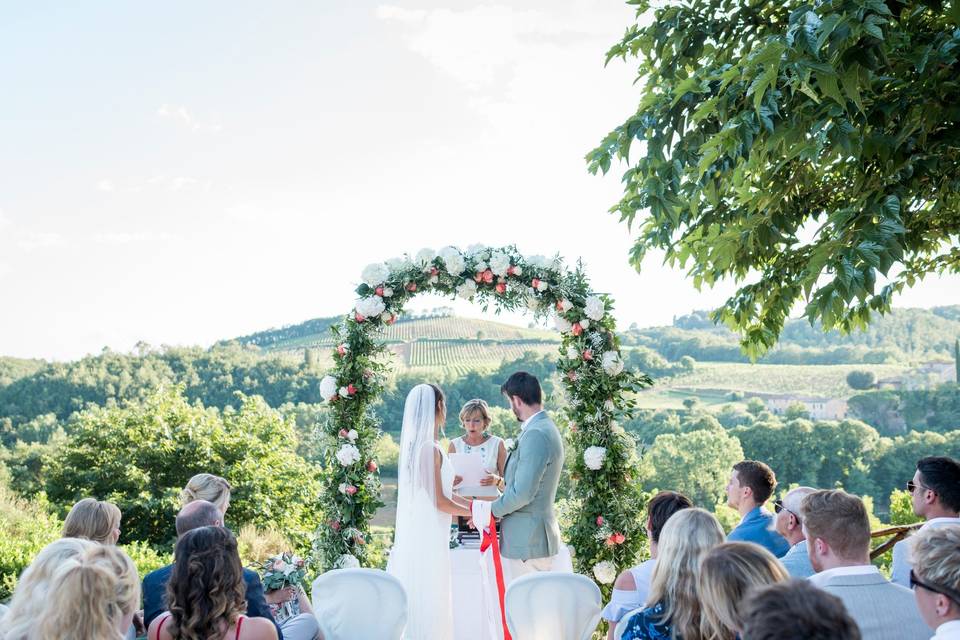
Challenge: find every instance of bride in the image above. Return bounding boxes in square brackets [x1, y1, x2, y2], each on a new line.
[386, 383, 474, 639]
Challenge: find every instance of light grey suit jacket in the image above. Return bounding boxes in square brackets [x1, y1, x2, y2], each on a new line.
[491, 411, 563, 560]
[818, 572, 930, 640]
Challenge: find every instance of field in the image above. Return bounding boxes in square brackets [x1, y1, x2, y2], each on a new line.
[647, 362, 911, 401]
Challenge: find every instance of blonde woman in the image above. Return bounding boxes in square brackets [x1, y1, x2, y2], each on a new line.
[63, 497, 123, 544]
[448, 398, 507, 492]
[181, 473, 231, 515]
[698, 542, 789, 640]
[36, 544, 141, 639]
[0, 538, 95, 640]
[621, 508, 726, 640]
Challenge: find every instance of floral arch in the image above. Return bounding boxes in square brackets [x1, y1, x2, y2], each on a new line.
[314, 245, 651, 592]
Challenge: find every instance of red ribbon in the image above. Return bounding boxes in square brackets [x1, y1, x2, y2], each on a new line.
[480, 513, 512, 640]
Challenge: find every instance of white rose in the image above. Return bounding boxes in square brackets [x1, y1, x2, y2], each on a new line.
[604, 400, 616, 412]
[320, 375, 339, 402]
[336, 554, 360, 569]
[602, 351, 625, 376]
[385, 256, 411, 272]
[593, 560, 617, 584]
[583, 446, 607, 470]
[338, 386, 350, 398]
[380, 311, 394, 323]
[429, 275, 439, 284]
[579, 318, 590, 331]
[585, 295, 605, 321]
[489, 251, 511, 277]
[535, 280, 549, 292]
[474, 260, 489, 272]
[335, 444, 361, 467]
[558, 298, 573, 313]
[525, 291, 540, 312]
[347, 429, 358, 442]
[566, 346, 579, 360]
[504, 438, 516, 451]
[338, 482, 348, 495]
[355, 296, 386, 318]
[456, 279, 478, 300]
[527, 254, 549, 268]
[415, 248, 436, 268]
[382, 287, 394, 297]
[439, 246, 465, 275]
[466, 243, 488, 257]
[361, 263, 389, 287]
[554, 313, 572, 333]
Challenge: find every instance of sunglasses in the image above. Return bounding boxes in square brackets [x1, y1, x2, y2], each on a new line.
[906, 479, 934, 494]
[773, 499, 801, 522]
[910, 570, 960, 606]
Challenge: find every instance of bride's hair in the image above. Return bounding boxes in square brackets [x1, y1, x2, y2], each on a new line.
[428, 383, 446, 426]
[458, 399, 491, 428]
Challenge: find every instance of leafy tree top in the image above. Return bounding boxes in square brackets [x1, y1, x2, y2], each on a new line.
[589, 0, 960, 359]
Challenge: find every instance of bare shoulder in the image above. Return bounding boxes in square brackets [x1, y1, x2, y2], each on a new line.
[147, 615, 173, 640]
[448, 440, 456, 453]
[614, 569, 637, 590]
[240, 617, 279, 640]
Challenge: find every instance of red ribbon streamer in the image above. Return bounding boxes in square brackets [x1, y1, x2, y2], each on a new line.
[480, 513, 512, 640]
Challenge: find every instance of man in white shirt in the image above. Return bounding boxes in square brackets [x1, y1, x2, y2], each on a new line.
[892, 456, 960, 587]
[803, 489, 929, 640]
[909, 525, 960, 640]
[773, 486, 817, 578]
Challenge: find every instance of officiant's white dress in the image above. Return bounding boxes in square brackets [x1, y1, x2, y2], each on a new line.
[386, 384, 455, 640]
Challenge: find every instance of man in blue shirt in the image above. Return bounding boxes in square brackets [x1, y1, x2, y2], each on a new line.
[142, 500, 284, 639]
[725, 459, 790, 557]
[773, 486, 817, 576]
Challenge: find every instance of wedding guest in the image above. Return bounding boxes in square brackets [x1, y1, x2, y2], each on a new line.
[448, 398, 507, 490]
[740, 579, 862, 640]
[148, 526, 277, 640]
[62, 496, 123, 544]
[181, 472, 232, 515]
[725, 460, 789, 557]
[0, 537, 95, 640]
[36, 544, 141, 639]
[264, 582, 320, 640]
[142, 500, 281, 638]
[892, 456, 960, 587]
[773, 486, 817, 577]
[603, 491, 693, 639]
[803, 489, 929, 640]
[620, 508, 725, 640]
[698, 542, 789, 640]
[908, 525, 960, 638]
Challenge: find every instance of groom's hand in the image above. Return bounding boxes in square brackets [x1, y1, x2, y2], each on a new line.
[479, 474, 500, 486]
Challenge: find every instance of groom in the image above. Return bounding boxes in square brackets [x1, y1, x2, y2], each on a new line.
[490, 371, 565, 580]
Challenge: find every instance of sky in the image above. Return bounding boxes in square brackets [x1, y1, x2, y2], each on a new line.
[1, 1, 957, 361]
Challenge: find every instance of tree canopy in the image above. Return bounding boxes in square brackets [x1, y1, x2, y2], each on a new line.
[589, 0, 960, 358]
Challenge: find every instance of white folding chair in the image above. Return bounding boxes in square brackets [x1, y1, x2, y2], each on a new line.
[311, 568, 407, 640]
[505, 572, 602, 640]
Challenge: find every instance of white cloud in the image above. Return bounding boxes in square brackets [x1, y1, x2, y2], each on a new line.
[92, 232, 147, 245]
[157, 103, 223, 133]
[0, 208, 10, 229]
[97, 179, 116, 192]
[17, 232, 63, 251]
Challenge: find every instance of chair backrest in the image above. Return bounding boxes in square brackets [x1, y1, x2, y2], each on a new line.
[505, 572, 602, 640]
[311, 568, 407, 640]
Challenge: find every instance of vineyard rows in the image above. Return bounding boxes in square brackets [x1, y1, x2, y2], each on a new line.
[406, 340, 557, 369]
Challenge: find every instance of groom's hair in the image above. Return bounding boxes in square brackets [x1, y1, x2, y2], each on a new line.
[501, 372, 542, 406]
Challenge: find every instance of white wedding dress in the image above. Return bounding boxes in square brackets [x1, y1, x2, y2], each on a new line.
[386, 384, 455, 640]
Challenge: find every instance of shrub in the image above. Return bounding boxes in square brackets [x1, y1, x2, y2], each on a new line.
[0, 489, 61, 600]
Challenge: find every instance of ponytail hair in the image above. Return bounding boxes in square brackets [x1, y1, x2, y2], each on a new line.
[181, 473, 232, 513]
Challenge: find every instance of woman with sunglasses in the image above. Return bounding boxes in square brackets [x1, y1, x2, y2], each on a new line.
[909, 525, 960, 639]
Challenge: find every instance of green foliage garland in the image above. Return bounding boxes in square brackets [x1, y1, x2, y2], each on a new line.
[314, 245, 652, 593]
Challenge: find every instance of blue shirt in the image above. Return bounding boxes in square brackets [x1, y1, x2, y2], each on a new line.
[621, 601, 672, 640]
[142, 563, 283, 639]
[727, 506, 790, 558]
[779, 539, 815, 578]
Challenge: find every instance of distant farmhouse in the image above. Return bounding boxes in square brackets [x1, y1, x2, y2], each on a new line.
[755, 393, 849, 420]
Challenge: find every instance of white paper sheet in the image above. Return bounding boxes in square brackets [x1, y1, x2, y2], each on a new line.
[450, 452, 499, 497]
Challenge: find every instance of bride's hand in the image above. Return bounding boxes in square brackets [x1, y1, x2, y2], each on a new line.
[453, 474, 463, 486]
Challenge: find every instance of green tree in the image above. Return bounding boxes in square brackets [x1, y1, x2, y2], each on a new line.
[784, 402, 811, 420]
[589, 0, 960, 358]
[847, 370, 877, 390]
[746, 397, 766, 416]
[44, 387, 323, 549]
[641, 428, 744, 507]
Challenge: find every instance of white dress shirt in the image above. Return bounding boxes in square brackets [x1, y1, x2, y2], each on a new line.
[809, 564, 880, 587]
[519, 409, 544, 431]
[892, 517, 960, 587]
[933, 620, 960, 640]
